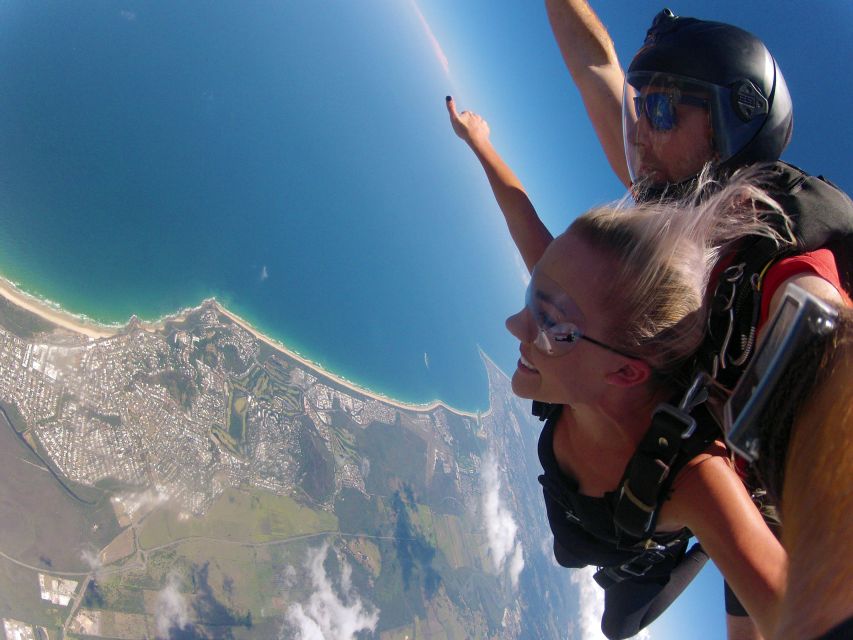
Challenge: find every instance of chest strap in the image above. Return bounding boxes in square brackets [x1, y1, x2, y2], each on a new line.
[593, 538, 690, 589]
[613, 374, 713, 546]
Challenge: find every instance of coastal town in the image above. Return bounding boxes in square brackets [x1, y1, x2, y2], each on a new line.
[0, 287, 572, 639]
[0, 298, 483, 516]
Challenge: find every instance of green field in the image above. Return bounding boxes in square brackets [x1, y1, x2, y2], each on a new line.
[138, 487, 338, 549]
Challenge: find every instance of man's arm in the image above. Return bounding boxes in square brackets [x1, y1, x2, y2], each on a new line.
[446, 97, 552, 273]
[767, 273, 844, 322]
[544, 0, 630, 187]
[761, 248, 848, 341]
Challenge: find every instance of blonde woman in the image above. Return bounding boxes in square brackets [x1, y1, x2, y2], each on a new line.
[507, 189, 790, 638]
[445, 98, 812, 637]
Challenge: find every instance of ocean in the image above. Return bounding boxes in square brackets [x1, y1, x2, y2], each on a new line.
[0, 1, 525, 412]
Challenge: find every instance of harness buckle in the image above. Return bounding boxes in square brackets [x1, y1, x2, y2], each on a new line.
[648, 372, 709, 441]
[651, 403, 697, 440]
[618, 550, 667, 577]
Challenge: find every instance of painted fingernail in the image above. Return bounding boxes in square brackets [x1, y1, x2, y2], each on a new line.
[445, 96, 452, 102]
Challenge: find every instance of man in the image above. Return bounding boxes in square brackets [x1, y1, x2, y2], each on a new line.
[541, 3, 851, 638]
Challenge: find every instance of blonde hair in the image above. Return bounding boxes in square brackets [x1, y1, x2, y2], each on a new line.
[569, 166, 794, 378]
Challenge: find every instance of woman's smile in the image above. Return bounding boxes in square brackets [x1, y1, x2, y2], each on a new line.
[517, 352, 539, 373]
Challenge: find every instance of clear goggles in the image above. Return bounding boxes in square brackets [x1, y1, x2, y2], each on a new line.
[525, 271, 636, 359]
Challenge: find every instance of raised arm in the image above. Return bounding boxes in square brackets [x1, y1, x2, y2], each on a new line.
[446, 97, 552, 273]
[544, 0, 630, 187]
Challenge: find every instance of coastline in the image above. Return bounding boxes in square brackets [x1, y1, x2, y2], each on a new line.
[0, 277, 118, 340]
[0, 277, 481, 419]
[214, 305, 481, 418]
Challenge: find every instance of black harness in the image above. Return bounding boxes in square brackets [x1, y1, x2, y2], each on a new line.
[534, 397, 717, 585]
[614, 162, 853, 543]
[702, 162, 853, 389]
[537, 161, 853, 554]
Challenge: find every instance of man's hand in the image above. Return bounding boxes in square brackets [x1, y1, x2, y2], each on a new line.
[446, 96, 490, 150]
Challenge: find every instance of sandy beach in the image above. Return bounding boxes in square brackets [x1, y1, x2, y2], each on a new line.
[0, 278, 117, 340]
[215, 304, 481, 418]
[0, 276, 480, 418]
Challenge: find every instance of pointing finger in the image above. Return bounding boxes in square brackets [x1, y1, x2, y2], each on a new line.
[446, 95, 458, 121]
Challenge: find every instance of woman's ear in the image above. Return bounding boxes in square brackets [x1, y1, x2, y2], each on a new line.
[604, 358, 653, 388]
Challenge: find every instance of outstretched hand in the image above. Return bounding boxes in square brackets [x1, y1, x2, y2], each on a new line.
[446, 96, 490, 148]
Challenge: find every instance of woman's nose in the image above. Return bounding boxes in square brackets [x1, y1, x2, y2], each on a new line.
[506, 308, 531, 341]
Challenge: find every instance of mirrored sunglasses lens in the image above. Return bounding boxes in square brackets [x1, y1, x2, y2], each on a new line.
[645, 94, 676, 131]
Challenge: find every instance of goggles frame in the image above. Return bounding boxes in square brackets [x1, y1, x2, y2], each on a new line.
[524, 275, 638, 360]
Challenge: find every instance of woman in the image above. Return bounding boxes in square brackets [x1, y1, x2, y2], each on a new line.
[506, 188, 790, 639]
[446, 98, 791, 638]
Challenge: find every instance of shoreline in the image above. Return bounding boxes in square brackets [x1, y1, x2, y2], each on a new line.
[0, 277, 482, 419]
[214, 305, 481, 418]
[0, 277, 118, 340]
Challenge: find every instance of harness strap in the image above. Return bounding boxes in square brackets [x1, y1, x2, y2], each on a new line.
[706, 245, 782, 388]
[613, 374, 719, 546]
[532, 400, 560, 422]
[613, 404, 694, 543]
[593, 538, 688, 589]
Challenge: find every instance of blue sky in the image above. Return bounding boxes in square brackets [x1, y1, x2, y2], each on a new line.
[414, 1, 852, 638]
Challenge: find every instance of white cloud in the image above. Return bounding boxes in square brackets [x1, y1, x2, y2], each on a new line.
[114, 487, 169, 520]
[120, 10, 136, 21]
[570, 567, 605, 640]
[281, 564, 298, 589]
[285, 544, 379, 640]
[570, 567, 651, 640]
[480, 454, 524, 588]
[540, 535, 559, 566]
[155, 572, 190, 639]
[508, 543, 525, 589]
[80, 549, 102, 574]
[260, 265, 269, 281]
[409, 0, 450, 77]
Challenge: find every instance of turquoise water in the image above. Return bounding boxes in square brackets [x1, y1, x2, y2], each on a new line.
[0, 1, 524, 411]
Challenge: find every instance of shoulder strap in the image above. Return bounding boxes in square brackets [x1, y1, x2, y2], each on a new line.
[613, 376, 719, 546]
[532, 400, 561, 421]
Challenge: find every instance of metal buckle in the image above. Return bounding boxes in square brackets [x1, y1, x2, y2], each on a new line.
[711, 262, 747, 376]
[649, 372, 709, 440]
[619, 551, 667, 577]
[651, 403, 697, 440]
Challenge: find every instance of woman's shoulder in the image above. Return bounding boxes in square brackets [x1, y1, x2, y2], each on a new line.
[672, 440, 735, 490]
[657, 441, 740, 530]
